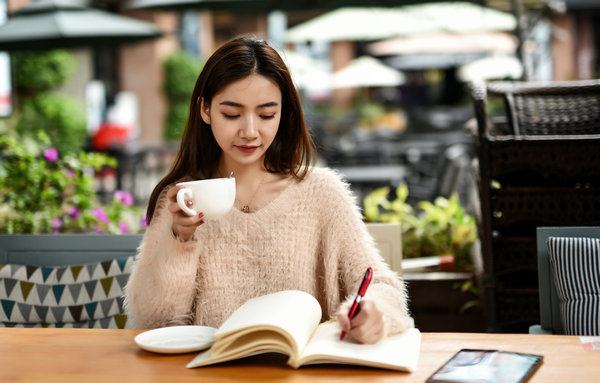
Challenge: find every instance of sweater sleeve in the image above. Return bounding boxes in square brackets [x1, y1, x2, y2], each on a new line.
[124, 189, 200, 329]
[318, 168, 414, 336]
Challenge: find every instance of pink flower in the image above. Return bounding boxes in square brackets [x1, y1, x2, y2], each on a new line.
[43, 148, 58, 162]
[114, 190, 134, 206]
[68, 206, 81, 219]
[66, 169, 75, 178]
[94, 225, 104, 233]
[119, 222, 130, 234]
[141, 213, 148, 228]
[92, 207, 110, 225]
[51, 218, 62, 229]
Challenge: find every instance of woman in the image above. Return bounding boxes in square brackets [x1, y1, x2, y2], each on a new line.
[125, 35, 413, 344]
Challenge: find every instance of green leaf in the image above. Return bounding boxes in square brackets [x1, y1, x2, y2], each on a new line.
[363, 183, 478, 264]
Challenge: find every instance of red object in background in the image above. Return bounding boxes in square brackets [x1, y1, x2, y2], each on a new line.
[439, 255, 456, 272]
[93, 123, 131, 151]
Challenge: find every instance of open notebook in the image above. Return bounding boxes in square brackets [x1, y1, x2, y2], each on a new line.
[187, 290, 421, 371]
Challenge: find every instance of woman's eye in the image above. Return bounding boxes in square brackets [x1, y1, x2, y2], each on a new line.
[261, 114, 276, 120]
[223, 114, 240, 119]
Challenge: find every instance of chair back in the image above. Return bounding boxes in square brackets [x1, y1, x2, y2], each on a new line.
[0, 234, 143, 328]
[535, 226, 600, 334]
[366, 223, 402, 274]
[471, 79, 600, 333]
[485, 80, 600, 136]
[0, 234, 143, 265]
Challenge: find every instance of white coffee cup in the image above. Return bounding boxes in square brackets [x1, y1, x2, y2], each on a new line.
[176, 178, 236, 219]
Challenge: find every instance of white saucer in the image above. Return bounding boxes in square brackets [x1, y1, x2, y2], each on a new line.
[134, 325, 217, 354]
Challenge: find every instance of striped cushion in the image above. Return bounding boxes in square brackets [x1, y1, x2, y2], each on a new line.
[547, 237, 600, 336]
[0, 256, 134, 329]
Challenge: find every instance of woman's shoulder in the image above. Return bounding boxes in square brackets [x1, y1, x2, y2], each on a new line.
[299, 167, 363, 224]
[300, 166, 355, 200]
[304, 166, 347, 185]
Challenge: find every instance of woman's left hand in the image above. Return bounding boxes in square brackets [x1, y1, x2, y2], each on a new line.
[336, 299, 385, 344]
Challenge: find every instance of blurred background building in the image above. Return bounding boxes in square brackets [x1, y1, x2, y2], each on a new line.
[0, 0, 600, 200]
[2, 0, 600, 334]
[1, 0, 599, 206]
[3, 0, 599, 144]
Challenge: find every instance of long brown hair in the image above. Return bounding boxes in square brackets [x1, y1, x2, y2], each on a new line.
[146, 35, 315, 224]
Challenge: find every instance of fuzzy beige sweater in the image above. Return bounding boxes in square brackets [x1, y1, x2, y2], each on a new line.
[125, 166, 413, 336]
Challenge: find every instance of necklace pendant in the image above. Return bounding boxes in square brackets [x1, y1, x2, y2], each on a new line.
[242, 205, 250, 213]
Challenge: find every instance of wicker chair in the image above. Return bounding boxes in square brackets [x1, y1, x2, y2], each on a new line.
[485, 80, 600, 136]
[471, 80, 600, 332]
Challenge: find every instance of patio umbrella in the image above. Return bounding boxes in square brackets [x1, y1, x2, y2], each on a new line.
[0, 0, 162, 51]
[279, 49, 331, 97]
[332, 56, 404, 89]
[286, 7, 433, 43]
[457, 55, 523, 82]
[367, 31, 517, 56]
[285, 3, 516, 43]
[127, 0, 265, 11]
[126, 0, 431, 12]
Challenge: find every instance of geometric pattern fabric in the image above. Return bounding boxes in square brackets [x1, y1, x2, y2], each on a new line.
[0, 256, 134, 329]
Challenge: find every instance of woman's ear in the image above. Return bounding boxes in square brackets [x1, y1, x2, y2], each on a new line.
[199, 97, 211, 125]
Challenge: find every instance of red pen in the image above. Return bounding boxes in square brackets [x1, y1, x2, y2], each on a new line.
[340, 267, 373, 340]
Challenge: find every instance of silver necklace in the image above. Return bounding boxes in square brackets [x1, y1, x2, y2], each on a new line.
[239, 173, 268, 213]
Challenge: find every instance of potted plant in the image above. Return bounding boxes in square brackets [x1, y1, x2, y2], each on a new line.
[364, 183, 478, 271]
[364, 184, 483, 331]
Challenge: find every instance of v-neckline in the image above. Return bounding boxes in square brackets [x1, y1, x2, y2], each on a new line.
[232, 176, 296, 217]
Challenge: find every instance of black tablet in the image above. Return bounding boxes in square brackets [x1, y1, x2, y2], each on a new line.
[426, 349, 544, 383]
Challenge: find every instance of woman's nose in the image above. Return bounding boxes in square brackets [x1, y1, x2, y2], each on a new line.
[241, 115, 259, 138]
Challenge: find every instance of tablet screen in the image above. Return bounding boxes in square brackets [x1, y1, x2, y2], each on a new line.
[426, 349, 543, 383]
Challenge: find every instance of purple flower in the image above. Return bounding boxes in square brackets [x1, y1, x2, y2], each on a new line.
[66, 169, 75, 178]
[92, 207, 110, 225]
[43, 148, 58, 162]
[94, 225, 104, 233]
[68, 206, 81, 219]
[119, 221, 130, 234]
[114, 190, 134, 206]
[141, 213, 148, 228]
[51, 218, 62, 229]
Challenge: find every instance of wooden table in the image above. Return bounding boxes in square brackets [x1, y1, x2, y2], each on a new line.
[1, 328, 598, 382]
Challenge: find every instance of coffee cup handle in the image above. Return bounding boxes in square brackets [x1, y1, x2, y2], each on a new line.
[176, 188, 197, 216]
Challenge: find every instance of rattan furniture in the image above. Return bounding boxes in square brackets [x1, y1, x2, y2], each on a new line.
[471, 80, 600, 332]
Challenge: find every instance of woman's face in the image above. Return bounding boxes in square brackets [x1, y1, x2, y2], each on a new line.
[201, 73, 282, 169]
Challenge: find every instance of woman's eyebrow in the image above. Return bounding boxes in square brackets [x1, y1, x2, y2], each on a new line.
[258, 102, 279, 108]
[218, 101, 279, 108]
[219, 101, 243, 107]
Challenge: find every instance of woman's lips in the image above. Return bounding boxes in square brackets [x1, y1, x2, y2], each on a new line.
[236, 145, 258, 153]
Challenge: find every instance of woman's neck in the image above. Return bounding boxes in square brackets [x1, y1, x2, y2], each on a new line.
[216, 159, 267, 182]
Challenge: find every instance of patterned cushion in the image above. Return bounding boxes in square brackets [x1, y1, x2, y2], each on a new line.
[547, 236, 600, 336]
[0, 256, 134, 329]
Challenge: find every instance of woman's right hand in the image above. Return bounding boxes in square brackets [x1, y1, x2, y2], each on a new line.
[167, 185, 205, 241]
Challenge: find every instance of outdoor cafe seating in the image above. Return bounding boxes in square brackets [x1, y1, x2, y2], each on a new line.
[531, 226, 600, 336]
[471, 79, 600, 333]
[0, 234, 141, 328]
